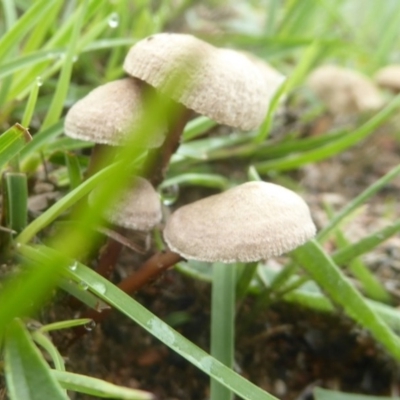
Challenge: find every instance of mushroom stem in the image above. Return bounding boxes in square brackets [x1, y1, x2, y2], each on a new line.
[96, 233, 125, 279]
[118, 249, 182, 293]
[84, 143, 112, 178]
[70, 249, 182, 344]
[142, 103, 192, 187]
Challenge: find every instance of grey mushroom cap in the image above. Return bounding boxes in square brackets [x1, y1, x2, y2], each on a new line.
[90, 177, 162, 231]
[307, 65, 383, 116]
[163, 181, 316, 263]
[64, 78, 165, 148]
[375, 65, 400, 92]
[123, 33, 285, 131]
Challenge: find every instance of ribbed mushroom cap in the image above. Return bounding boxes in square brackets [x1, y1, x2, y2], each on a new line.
[164, 181, 316, 263]
[64, 78, 165, 147]
[123, 33, 285, 131]
[307, 65, 383, 116]
[90, 177, 162, 231]
[375, 65, 400, 92]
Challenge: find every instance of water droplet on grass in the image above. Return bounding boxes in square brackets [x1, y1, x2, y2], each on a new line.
[36, 76, 43, 87]
[160, 184, 179, 206]
[78, 281, 88, 291]
[84, 320, 96, 331]
[92, 282, 106, 295]
[69, 262, 78, 271]
[108, 12, 119, 28]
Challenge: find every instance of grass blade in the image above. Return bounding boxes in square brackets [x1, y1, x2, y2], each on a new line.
[52, 370, 154, 400]
[318, 163, 400, 241]
[0, 124, 31, 169]
[4, 319, 68, 400]
[42, 0, 88, 129]
[332, 219, 400, 266]
[17, 244, 280, 400]
[210, 262, 236, 400]
[16, 162, 120, 245]
[292, 239, 400, 360]
[255, 93, 400, 172]
[3, 172, 28, 234]
[0, 0, 59, 60]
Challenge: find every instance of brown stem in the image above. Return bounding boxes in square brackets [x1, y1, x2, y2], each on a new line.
[84, 143, 114, 179]
[117, 250, 183, 293]
[142, 103, 192, 187]
[96, 233, 125, 279]
[69, 250, 183, 345]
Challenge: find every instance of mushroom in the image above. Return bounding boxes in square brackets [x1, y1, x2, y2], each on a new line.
[64, 77, 166, 176]
[89, 176, 162, 232]
[78, 180, 316, 380]
[88, 176, 162, 278]
[307, 65, 383, 116]
[64, 78, 167, 279]
[163, 181, 316, 262]
[123, 33, 285, 185]
[65, 77, 165, 147]
[163, 180, 315, 399]
[375, 65, 400, 93]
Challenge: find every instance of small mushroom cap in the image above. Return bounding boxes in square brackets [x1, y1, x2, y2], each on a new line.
[123, 33, 285, 131]
[307, 65, 383, 116]
[64, 78, 165, 148]
[90, 177, 162, 231]
[164, 181, 316, 263]
[375, 65, 400, 92]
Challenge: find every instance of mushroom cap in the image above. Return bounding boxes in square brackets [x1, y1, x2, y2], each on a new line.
[123, 33, 285, 131]
[90, 177, 162, 231]
[163, 181, 316, 263]
[64, 78, 165, 148]
[307, 65, 383, 116]
[375, 65, 400, 92]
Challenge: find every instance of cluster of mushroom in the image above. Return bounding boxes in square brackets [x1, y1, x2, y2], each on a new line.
[64, 32, 316, 290]
[307, 64, 400, 118]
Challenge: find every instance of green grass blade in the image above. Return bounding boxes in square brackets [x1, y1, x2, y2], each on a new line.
[255, 93, 400, 172]
[65, 152, 83, 190]
[0, 0, 59, 60]
[38, 250, 278, 400]
[317, 163, 400, 241]
[369, 9, 400, 71]
[292, 239, 400, 360]
[183, 116, 217, 141]
[21, 78, 41, 127]
[16, 162, 119, 244]
[19, 120, 64, 161]
[255, 41, 321, 142]
[2, 0, 18, 31]
[23, 2, 63, 53]
[41, 0, 88, 129]
[4, 319, 69, 400]
[236, 262, 258, 302]
[31, 330, 66, 372]
[3, 172, 28, 234]
[52, 370, 154, 400]
[0, 49, 64, 81]
[257, 268, 400, 332]
[325, 203, 390, 303]
[332, 219, 400, 266]
[0, 124, 32, 169]
[210, 262, 236, 400]
[160, 173, 229, 191]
